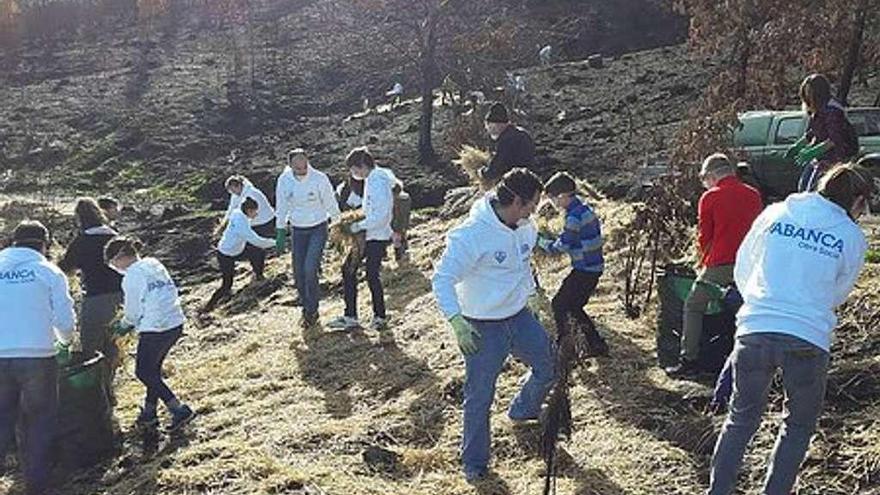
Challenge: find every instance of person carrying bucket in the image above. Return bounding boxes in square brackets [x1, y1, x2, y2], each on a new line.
[59, 197, 123, 401]
[105, 237, 194, 431]
[666, 153, 762, 378]
[0, 220, 75, 495]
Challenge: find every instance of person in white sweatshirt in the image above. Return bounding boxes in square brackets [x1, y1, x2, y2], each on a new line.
[224, 175, 276, 237]
[0, 221, 75, 495]
[707, 163, 874, 495]
[431, 168, 556, 483]
[275, 149, 341, 327]
[206, 198, 276, 310]
[328, 147, 397, 331]
[105, 236, 194, 431]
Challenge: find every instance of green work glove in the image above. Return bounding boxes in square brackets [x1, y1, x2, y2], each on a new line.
[55, 341, 71, 365]
[111, 320, 135, 337]
[795, 141, 832, 167]
[784, 135, 807, 160]
[449, 314, 481, 355]
[275, 228, 288, 253]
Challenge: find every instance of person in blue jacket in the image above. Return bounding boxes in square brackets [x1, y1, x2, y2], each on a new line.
[537, 171, 608, 356]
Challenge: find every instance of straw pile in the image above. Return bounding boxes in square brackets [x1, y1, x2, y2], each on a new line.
[452, 145, 490, 186]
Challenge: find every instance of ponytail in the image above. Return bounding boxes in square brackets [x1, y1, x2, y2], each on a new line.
[817, 163, 876, 219]
[104, 236, 143, 264]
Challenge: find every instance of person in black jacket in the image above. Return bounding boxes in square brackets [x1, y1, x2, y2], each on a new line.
[58, 198, 123, 385]
[479, 102, 536, 186]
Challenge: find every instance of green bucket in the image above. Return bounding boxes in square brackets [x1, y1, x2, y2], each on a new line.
[669, 275, 723, 315]
[61, 352, 105, 390]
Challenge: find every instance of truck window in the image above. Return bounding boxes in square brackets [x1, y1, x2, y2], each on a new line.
[775, 117, 805, 144]
[848, 110, 880, 137]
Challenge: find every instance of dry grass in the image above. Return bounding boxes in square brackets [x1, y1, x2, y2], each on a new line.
[1, 190, 879, 495]
[329, 210, 366, 253]
[452, 145, 490, 188]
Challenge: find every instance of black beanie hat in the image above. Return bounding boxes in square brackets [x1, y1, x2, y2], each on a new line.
[485, 102, 509, 124]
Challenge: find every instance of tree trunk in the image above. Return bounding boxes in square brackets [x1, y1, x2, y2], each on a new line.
[418, 11, 439, 166]
[733, 0, 756, 100]
[837, 0, 867, 105]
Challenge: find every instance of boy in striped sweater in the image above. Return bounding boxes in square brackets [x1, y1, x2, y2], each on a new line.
[537, 172, 609, 357]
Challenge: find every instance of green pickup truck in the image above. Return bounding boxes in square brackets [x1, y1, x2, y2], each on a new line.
[733, 107, 880, 201]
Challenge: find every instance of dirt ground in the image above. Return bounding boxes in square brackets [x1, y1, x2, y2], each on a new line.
[1, 185, 878, 495]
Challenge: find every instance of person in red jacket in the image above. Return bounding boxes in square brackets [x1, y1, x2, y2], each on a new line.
[667, 153, 763, 378]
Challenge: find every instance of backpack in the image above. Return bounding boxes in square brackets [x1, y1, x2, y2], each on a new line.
[392, 185, 412, 233]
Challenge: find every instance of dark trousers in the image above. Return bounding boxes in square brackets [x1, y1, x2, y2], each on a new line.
[551, 270, 603, 345]
[135, 326, 182, 408]
[0, 357, 58, 494]
[343, 240, 389, 320]
[209, 246, 265, 305]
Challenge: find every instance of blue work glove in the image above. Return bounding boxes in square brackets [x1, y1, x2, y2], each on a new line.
[448, 315, 481, 355]
[349, 221, 365, 234]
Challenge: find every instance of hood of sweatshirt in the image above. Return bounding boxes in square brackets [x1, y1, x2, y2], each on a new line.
[369, 166, 400, 189]
[782, 192, 852, 231]
[0, 247, 46, 272]
[470, 194, 532, 233]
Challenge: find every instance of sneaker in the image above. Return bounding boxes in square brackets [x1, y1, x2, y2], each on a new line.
[464, 468, 487, 483]
[300, 311, 319, 329]
[168, 404, 196, 432]
[584, 337, 610, 358]
[665, 359, 701, 379]
[327, 316, 361, 330]
[369, 317, 388, 331]
[136, 407, 159, 429]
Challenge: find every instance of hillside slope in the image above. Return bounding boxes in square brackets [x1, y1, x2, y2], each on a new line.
[1, 189, 878, 495]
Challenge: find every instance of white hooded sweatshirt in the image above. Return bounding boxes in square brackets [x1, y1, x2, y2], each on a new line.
[735, 192, 866, 352]
[275, 165, 340, 229]
[121, 257, 186, 333]
[0, 247, 75, 357]
[357, 166, 398, 241]
[224, 179, 275, 226]
[432, 195, 538, 320]
[217, 210, 275, 257]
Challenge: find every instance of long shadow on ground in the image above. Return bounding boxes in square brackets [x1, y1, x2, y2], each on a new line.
[294, 323, 447, 449]
[578, 319, 719, 469]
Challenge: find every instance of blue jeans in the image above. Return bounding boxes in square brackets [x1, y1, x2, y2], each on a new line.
[291, 222, 328, 316]
[136, 326, 183, 408]
[462, 308, 556, 474]
[0, 357, 58, 494]
[708, 333, 829, 495]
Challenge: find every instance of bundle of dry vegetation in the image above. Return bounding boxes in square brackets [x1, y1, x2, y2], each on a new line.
[452, 145, 489, 185]
[328, 210, 366, 253]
